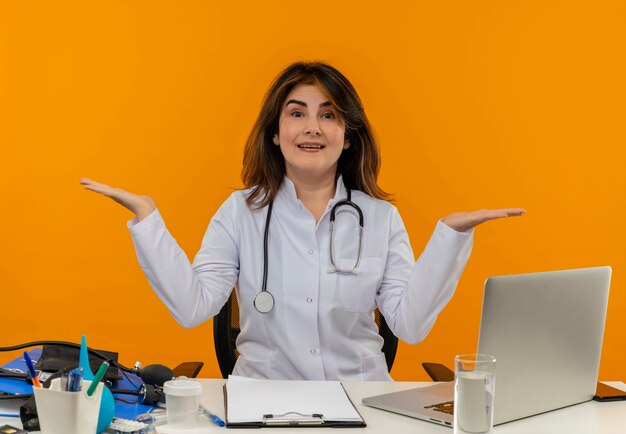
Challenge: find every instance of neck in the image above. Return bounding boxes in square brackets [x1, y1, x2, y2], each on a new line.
[286, 170, 338, 221]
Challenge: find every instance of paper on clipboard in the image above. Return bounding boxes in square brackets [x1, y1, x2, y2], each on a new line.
[225, 375, 364, 425]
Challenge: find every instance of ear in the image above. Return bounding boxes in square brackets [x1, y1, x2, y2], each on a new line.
[343, 139, 350, 150]
[272, 133, 280, 146]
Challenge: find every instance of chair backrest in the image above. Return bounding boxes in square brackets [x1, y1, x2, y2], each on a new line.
[213, 291, 398, 379]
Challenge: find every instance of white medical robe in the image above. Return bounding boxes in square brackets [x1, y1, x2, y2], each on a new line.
[129, 176, 473, 380]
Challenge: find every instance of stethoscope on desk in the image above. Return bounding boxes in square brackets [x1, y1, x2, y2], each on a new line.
[253, 188, 364, 314]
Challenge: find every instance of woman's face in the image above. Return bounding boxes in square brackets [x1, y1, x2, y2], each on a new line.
[273, 84, 348, 182]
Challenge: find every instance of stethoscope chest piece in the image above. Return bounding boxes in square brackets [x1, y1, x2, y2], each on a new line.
[254, 291, 275, 314]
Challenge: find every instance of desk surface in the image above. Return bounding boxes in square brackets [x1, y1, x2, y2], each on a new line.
[1, 380, 625, 433]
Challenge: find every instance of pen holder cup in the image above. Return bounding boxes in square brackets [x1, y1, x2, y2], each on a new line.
[33, 378, 103, 434]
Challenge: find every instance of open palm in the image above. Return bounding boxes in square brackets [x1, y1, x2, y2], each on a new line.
[80, 178, 156, 221]
[442, 208, 526, 233]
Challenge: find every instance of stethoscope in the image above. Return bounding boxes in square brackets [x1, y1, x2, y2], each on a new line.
[253, 189, 364, 314]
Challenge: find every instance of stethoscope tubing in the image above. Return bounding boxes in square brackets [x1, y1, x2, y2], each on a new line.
[329, 189, 363, 274]
[254, 189, 363, 313]
[253, 202, 275, 314]
[262, 201, 273, 294]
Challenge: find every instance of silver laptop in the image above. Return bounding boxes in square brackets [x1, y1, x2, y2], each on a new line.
[362, 266, 612, 427]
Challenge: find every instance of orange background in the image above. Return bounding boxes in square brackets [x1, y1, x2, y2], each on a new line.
[1, 1, 624, 381]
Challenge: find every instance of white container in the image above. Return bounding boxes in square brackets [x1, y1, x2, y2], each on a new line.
[33, 378, 103, 434]
[164, 379, 202, 429]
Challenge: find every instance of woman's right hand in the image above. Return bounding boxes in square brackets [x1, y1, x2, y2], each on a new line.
[80, 178, 157, 222]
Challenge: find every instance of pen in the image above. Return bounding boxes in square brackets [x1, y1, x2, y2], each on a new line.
[136, 412, 168, 426]
[67, 368, 83, 392]
[23, 351, 41, 388]
[87, 361, 109, 397]
[199, 403, 225, 427]
[60, 370, 69, 391]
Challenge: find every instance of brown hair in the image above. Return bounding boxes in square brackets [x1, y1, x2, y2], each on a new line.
[241, 61, 391, 208]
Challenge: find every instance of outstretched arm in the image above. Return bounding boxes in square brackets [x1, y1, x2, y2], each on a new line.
[378, 207, 526, 344]
[79, 177, 237, 328]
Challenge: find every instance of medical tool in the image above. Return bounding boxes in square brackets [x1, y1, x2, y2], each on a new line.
[253, 189, 364, 314]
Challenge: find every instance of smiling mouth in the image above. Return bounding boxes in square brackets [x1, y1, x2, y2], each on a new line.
[297, 143, 325, 150]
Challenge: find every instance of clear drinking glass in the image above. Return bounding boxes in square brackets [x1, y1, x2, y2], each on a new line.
[453, 354, 496, 434]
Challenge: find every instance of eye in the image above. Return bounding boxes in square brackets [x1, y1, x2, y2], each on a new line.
[290, 110, 304, 118]
[321, 111, 336, 119]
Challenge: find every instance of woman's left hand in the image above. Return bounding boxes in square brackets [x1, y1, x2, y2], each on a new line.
[442, 208, 526, 233]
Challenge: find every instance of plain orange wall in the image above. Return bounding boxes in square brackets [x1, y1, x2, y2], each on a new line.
[1, 1, 625, 382]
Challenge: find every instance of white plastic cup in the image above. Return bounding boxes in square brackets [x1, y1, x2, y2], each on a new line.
[454, 354, 496, 434]
[33, 378, 103, 434]
[164, 379, 202, 429]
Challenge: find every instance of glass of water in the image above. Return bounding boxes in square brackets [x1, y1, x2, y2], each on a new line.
[454, 354, 496, 434]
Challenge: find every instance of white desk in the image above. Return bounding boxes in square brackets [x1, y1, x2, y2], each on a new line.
[1, 380, 625, 433]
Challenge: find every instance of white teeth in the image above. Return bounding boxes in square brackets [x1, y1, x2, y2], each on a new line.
[298, 144, 323, 149]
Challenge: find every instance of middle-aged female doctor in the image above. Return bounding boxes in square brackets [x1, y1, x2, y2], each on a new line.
[81, 62, 525, 381]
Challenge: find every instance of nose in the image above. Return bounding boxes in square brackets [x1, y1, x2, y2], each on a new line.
[304, 117, 321, 136]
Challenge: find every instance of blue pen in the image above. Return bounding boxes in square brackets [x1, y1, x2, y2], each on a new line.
[67, 367, 83, 392]
[23, 352, 41, 388]
[199, 403, 225, 427]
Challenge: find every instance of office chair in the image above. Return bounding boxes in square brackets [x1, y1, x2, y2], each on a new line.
[172, 361, 205, 378]
[421, 362, 454, 382]
[213, 292, 399, 378]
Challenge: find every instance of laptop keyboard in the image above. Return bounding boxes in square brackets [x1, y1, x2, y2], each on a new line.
[424, 400, 454, 415]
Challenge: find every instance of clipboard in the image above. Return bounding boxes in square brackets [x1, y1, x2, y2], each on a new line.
[223, 376, 366, 428]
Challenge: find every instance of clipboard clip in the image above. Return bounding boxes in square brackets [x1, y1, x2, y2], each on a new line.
[263, 412, 324, 426]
